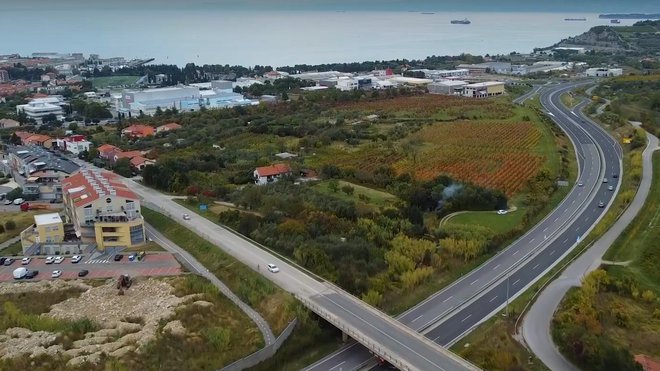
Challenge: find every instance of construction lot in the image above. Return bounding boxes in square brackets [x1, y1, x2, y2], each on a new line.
[0, 252, 182, 282]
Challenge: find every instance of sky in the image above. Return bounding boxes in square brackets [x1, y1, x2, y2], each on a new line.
[3, 0, 659, 12]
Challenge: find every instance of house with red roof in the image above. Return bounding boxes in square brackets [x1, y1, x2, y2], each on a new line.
[97, 144, 120, 161]
[121, 124, 155, 138]
[62, 168, 145, 251]
[156, 122, 182, 134]
[253, 163, 292, 185]
[129, 156, 156, 171]
[113, 150, 143, 163]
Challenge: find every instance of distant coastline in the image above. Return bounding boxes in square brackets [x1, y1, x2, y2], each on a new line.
[598, 13, 660, 19]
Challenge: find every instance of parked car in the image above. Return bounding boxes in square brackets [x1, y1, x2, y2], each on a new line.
[4, 199, 12, 205]
[0, 257, 5, 265]
[78, 270, 89, 277]
[51, 270, 62, 278]
[54, 256, 64, 264]
[25, 270, 39, 279]
[128, 253, 136, 261]
[497, 209, 508, 215]
[21, 257, 31, 265]
[13, 198, 25, 205]
[267, 263, 280, 273]
[45, 256, 55, 264]
[3, 258, 15, 266]
[114, 254, 123, 261]
[71, 255, 82, 263]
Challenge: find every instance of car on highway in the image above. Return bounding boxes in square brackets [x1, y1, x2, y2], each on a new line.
[612, 173, 619, 179]
[497, 209, 508, 215]
[45, 256, 55, 264]
[71, 255, 82, 263]
[267, 263, 280, 273]
[3, 258, 15, 266]
[51, 270, 62, 278]
[577, 182, 583, 187]
[21, 257, 31, 265]
[114, 254, 123, 261]
[25, 270, 39, 279]
[603, 178, 608, 183]
[54, 256, 64, 264]
[608, 185, 614, 191]
[183, 213, 191, 220]
[78, 270, 89, 277]
[598, 201, 605, 208]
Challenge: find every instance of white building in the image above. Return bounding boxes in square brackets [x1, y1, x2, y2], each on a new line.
[586, 68, 623, 77]
[55, 135, 91, 156]
[463, 81, 505, 98]
[253, 163, 292, 185]
[16, 97, 66, 123]
[410, 69, 470, 79]
[428, 80, 468, 95]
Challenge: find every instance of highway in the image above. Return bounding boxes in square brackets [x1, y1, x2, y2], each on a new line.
[126, 186, 479, 370]
[307, 81, 623, 371]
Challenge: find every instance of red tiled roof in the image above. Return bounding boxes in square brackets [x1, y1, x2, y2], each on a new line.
[255, 163, 292, 177]
[97, 144, 119, 154]
[122, 124, 155, 137]
[636, 355, 660, 371]
[63, 169, 138, 208]
[130, 156, 149, 167]
[24, 134, 52, 144]
[115, 151, 142, 160]
[157, 123, 182, 131]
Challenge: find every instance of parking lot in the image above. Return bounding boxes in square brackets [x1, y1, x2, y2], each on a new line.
[0, 252, 183, 282]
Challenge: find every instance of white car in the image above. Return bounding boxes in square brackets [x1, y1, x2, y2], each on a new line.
[71, 255, 82, 263]
[3, 199, 11, 205]
[577, 182, 584, 187]
[13, 198, 25, 205]
[54, 256, 65, 264]
[497, 209, 508, 215]
[45, 256, 55, 264]
[21, 257, 31, 265]
[183, 214, 191, 220]
[51, 270, 62, 278]
[267, 263, 280, 273]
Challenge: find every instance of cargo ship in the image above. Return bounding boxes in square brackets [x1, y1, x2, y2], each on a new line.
[564, 17, 587, 21]
[451, 18, 471, 24]
[610, 19, 621, 24]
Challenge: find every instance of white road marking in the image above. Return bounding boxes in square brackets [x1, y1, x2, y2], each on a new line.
[442, 295, 453, 303]
[411, 314, 423, 323]
[470, 279, 479, 286]
[543, 227, 548, 232]
[329, 361, 346, 370]
[533, 263, 540, 270]
[513, 279, 521, 286]
[489, 295, 498, 303]
[513, 250, 520, 255]
[493, 264, 501, 271]
[550, 250, 556, 256]
[461, 314, 472, 323]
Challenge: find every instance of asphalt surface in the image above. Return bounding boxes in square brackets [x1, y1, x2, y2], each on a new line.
[522, 116, 659, 370]
[307, 81, 623, 371]
[121, 178, 478, 370]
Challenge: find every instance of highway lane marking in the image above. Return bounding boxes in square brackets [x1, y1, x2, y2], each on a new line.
[442, 295, 453, 303]
[533, 264, 540, 270]
[530, 238, 535, 243]
[329, 361, 346, 370]
[470, 279, 479, 286]
[563, 238, 570, 243]
[550, 250, 556, 256]
[543, 227, 548, 233]
[513, 250, 520, 255]
[411, 315, 423, 323]
[513, 279, 521, 286]
[461, 314, 472, 323]
[489, 295, 498, 303]
[493, 264, 501, 271]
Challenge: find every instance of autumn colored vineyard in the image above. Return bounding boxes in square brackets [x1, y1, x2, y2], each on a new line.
[320, 120, 544, 196]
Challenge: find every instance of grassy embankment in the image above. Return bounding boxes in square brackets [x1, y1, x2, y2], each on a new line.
[90, 75, 141, 89]
[0, 275, 263, 371]
[451, 97, 647, 370]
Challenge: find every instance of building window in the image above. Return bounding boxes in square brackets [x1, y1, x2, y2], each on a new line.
[107, 206, 113, 212]
[129, 224, 144, 245]
[106, 198, 112, 203]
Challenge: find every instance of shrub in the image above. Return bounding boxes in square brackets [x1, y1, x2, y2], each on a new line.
[0, 225, 4, 234]
[4, 220, 16, 231]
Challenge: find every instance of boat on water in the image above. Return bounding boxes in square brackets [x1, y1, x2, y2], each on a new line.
[421, 12, 435, 15]
[610, 19, 621, 24]
[564, 18, 587, 21]
[451, 18, 471, 24]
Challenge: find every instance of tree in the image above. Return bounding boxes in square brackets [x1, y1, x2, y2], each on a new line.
[281, 91, 289, 101]
[6, 188, 22, 201]
[113, 158, 133, 177]
[68, 122, 79, 131]
[328, 179, 339, 193]
[4, 220, 16, 231]
[341, 185, 354, 195]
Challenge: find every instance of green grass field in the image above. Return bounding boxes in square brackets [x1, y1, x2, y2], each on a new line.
[313, 180, 399, 208]
[447, 209, 526, 235]
[90, 75, 141, 88]
[0, 211, 45, 245]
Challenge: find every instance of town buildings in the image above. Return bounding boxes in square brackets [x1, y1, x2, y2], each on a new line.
[55, 134, 91, 156]
[122, 124, 155, 138]
[254, 163, 292, 185]
[15, 96, 67, 123]
[463, 81, 505, 98]
[20, 213, 64, 252]
[156, 122, 182, 133]
[586, 67, 623, 77]
[0, 118, 20, 129]
[0, 69, 9, 83]
[428, 80, 468, 95]
[62, 168, 146, 251]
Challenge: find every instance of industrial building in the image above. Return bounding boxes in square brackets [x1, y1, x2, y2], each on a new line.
[16, 96, 66, 123]
[463, 81, 505, 98]
[118, 82, 256, 116]
[409, 69, 470, 80]
[428, 80, 468, 95]
[457, 62, 512, 75]
[62, 169, 146, 251]
[586, 68, 623, 77]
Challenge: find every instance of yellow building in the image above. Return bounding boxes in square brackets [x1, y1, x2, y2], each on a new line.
[20, 213, 64, 251]
[463, 81, 505, 98]
[62, 169, 145, 251]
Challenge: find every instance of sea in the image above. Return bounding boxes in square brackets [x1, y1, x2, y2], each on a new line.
[0, 10, 640, 67]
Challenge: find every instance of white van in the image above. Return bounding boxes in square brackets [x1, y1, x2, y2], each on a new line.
[13, 198, 25, 205]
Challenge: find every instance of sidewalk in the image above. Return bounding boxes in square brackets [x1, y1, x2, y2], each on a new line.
[520, 130, 659, 371]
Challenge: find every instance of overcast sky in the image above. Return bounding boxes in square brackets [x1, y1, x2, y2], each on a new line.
[3, 0, 658, 12]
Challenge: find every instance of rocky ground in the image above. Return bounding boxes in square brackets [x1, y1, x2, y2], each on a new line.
[0, 277, 213, 367]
